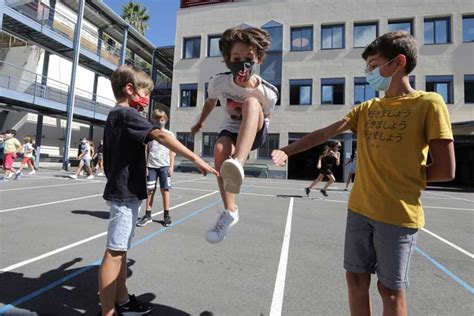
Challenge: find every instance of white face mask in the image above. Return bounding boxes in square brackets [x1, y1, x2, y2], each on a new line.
[159, 120, 167, 126]
[81, 140, 87, 144]
[5, 133, 13, 139]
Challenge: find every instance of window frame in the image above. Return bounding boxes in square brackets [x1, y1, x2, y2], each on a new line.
[202, 132, 219, 157]
[353, 22, 378, 48]
[176, 132, 195, 152]
[207, 34, 222, 57]
[182, 36, 201, 59]
[290, 26, 314, 52]
[354, 77, 378, 105]
[387, 19, 414, 35]
[464, 74, 474, 104]
[289, 79, 313, 106]
[424, 17, 451, 45]
[258, 133, 280, 159]
[179, 83, 198, 107]
[425, 75, 454, 104]
[462, 15, 474, 43]
[321, 78, 345, 105]
[321, 24, 345, 49]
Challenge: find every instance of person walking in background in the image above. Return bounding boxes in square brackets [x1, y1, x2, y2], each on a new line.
[96, 139, 104, 176]
[15, 136, 36, 179]
[1, 129, 22, 181]
[305, 141, 341, 197]
[344, 150, 357, 191]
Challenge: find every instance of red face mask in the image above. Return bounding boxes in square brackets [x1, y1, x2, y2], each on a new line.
[130, 95, 149, 112]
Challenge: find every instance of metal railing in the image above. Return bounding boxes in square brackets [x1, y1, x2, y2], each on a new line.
[5, 0, 122, 65]
[0, 61, 115, 117]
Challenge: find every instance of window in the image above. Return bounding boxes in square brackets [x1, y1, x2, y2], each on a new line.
[409, 75, 415, 89]
[354, 22, 377, 48]
[321, 78, 345, 104]
[354, 77, 378, 104]
[463, 16, 474, 43]
[177, 133, 195, 152]
[202, 133, 219, 157]
[424, 17, 450, 44]
[205, 83, 220, 106]
[465, 75, 474, 103]
[321, 24, 344, 49]
[388, 19, 413, 35]
[291, 26, 313, 51]
[207, 35, 221, 57]
[183, 37, 200, 59]
[426, 75, 453, 104]
[289, 79, 312, 105]
[180, 84, 198, 107]
[263, 21, 283, 51]
[258, 134, 280, 159]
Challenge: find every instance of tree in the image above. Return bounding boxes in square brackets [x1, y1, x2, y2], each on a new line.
[121, 1, 150, 35]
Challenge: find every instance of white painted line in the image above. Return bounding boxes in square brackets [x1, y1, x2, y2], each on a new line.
[424, 191, 474, 203]
[270, 198, 294, 316]
[0, 191, 218, 272]
[423, 205, 474, 212]
[0, 181, 103, 192]
[421, 228, 474, 259]
[0, 194, 103, 214]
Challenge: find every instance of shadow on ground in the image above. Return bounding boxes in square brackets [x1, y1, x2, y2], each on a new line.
[0, 257, 206, 315]
[71, 210, 109, 219]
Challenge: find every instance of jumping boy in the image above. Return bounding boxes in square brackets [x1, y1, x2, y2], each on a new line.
[136, 109, 175, 227]
[272, 31, 455, 316]
[191, 27, 278, 243]
[98, 64, 218, 316]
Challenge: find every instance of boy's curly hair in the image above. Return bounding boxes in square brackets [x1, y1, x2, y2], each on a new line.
[362, 31, 418, 74]
[219, 27, 271, 66]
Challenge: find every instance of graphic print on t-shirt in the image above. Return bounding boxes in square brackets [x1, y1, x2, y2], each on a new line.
[363, 108, 411, 148]
[226, 98, 244, 121]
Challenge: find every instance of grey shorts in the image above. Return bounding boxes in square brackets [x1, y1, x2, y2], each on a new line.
[344, 210, 418, 290]
[147, 167, 171, 191]
[218, 123, 267, 151]
[106, 200, 142, 251]
[81, 158, 91, 167]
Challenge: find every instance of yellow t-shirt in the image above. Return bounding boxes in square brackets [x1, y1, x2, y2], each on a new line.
[4, 138, 21, 154]
[343, 91, 453, 228]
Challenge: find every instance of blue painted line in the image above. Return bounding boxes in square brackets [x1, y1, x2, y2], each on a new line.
[0, 197, 222, 313]
[415, 247, 474, 295]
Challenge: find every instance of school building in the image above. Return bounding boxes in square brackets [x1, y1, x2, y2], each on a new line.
[170, 0, 474, 185]
[0, 0, 171, 166]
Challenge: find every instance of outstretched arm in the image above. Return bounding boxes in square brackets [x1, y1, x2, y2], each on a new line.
[191, 98, 218, 134]
[272, 120, 350, 166]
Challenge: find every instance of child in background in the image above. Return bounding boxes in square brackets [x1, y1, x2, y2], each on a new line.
[15, 136, 36, 179]
[137, 110, 176, 227]
[1, 129, 21, 180]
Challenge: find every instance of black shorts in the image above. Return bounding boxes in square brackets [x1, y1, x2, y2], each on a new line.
[147, 167, 171, 191]
[217, 123, 267, 151]
[320, 168, 333, 176]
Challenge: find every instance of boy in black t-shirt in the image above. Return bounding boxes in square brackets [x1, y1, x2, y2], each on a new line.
[98, 65, 218, 316]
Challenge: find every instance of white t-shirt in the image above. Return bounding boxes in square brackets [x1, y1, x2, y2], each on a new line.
[23, 143, 33, 158]
[207, 73, 278, 133]
[81, 142, 91, 160]
[147, 129, 175, 168]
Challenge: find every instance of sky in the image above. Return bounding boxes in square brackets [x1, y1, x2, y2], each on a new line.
[103, 0, 180, 47]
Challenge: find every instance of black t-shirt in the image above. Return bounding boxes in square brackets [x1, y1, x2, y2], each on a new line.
[321, 154, 337, 170]
[103, 106, 160, 202]
[97, 144, 103, 154]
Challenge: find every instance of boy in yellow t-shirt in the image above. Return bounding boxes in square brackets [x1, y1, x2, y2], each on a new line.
[272, 31, 455, 315]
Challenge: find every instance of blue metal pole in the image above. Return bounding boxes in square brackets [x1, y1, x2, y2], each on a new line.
[62, 0, 85, 171]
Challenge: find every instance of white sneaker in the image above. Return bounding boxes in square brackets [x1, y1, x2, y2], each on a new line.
[68, 174, 77, 180]
[6, 173, 14, 179]
[86, 175, 94, 180]
[79, 171, 84, 176]
[206, 207, 239, 244]
[97, 172, 104, 176]
[29, 170, 36, 175]
[220, 158, 245, 194]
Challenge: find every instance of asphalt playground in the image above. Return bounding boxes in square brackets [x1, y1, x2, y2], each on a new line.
[0, 168, 473, 315]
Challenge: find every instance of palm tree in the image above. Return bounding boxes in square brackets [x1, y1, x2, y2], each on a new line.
[121, 1, 150, 35]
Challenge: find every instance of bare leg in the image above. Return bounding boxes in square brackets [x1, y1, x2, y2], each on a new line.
[85, 166, 93, 176]
[115, 254, 129, 306]
[346, 272, 372, 316]
[99, 249, 126, 316]
[214, 137, 237, 211]
[377, 281, 408, 316]
[308, 174, 324, 189]
[233, 97, 264, 165]
[146, 190, 156, 211]
[161, 189, 170, 210]
[322, 174, 336, 191]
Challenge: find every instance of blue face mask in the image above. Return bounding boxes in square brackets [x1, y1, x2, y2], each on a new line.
[365, 58, 397, 91]
[366, 67, 393, 91]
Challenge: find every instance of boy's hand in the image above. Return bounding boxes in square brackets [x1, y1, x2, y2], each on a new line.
[193, 158, 219, 176]
[168, 168, 174, 177]
[271, 149, 288, 166]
